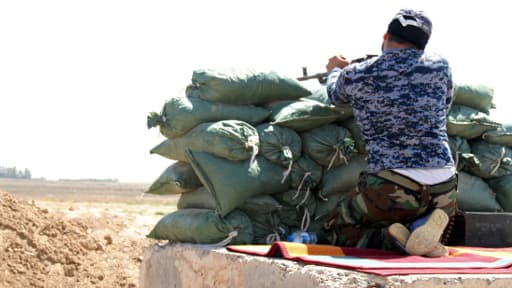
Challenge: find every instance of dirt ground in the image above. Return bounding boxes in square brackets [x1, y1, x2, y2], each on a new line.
[0, 179, 178, 288]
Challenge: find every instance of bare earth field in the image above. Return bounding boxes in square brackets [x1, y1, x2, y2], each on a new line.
[0, 178, 178, 288]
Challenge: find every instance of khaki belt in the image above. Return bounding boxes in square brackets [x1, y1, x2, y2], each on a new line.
[376, 170, 457, 195]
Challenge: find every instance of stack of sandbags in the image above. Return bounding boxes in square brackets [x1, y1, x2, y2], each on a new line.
[443, 84, 512, 212]
[145, 68, 357, 245]
[145, 67, 512, 247]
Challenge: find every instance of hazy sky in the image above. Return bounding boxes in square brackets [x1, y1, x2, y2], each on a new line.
[1, 0, 510, 182]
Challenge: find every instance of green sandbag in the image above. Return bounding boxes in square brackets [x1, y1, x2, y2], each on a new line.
[482, 123, 512, 147]
[239, 195, 283, 217]
[302, 124, 356, 169]
[274, 188, 318, 230]
[453, 83, 495, 114]
[487, 174, 512, 212]
[314, 193, 345, 221]
[448, 136, 478, 171]
[186, 150, 291, 217]
[185, 69, 311, 105]
[249, 213, 289, 244]
[340, 118, 366, 154]
[290, 156, 323, 190]
[150, 120, 259, 162]
[177, 187, 216, 210]
[145, 162, 202, 195]
[447, 105, 501, 139]
[147, 96, 270, 139]
[256, 124, 301, 169]
[457, 172, 503, 212]
[318, 154, 367, 200]
[266, 99, 343, 132]
[147, 208, 253, 245]
[467, 140, 512, 179]
[305, 87, 353, 122]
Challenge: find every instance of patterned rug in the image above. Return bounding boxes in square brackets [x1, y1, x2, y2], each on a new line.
[227, 241, 512, 276]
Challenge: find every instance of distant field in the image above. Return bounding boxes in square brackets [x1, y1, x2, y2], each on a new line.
[0, 178, 178, 206]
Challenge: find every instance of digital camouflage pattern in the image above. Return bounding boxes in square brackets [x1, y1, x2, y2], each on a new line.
[324, 48, 457, 251]
[327, 48, 454, 173]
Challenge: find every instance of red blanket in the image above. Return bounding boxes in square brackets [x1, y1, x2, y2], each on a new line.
[227, 241, 512, 276]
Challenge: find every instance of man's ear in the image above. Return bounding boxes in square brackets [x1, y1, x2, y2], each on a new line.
[383, 32, 389, 41]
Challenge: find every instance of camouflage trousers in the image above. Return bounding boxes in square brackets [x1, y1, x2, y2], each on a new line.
[324, 171, 458, 251]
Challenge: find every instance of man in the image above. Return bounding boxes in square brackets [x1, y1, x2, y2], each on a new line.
[324, 9, 458, 257]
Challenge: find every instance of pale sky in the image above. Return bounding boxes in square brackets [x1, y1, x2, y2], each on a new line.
[1, 0, 510, 183]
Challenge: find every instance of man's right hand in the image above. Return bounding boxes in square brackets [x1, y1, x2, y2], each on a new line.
[326, 55, 350, 72]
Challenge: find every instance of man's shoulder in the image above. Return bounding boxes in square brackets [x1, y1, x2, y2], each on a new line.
[420, 51, 450, 66]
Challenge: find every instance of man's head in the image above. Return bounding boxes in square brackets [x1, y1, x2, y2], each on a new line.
[384, 9, 432, 51]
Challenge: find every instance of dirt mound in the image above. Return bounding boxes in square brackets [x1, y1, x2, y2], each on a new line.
[0, 191, 142, 287]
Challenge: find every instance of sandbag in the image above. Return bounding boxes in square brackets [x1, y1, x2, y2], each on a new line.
[186, 150, 291, 216]
[177, 187, 216, 210]
[448, 136, 478, 171]
[302, 124, 356, 169]
[290, 156, 323, 190]
[482, 123, 512, 147]
[340, 118, 366, 154]
[185, 69, 311, 105]
[150, 120, 259, 162]
[276, 190, 317, 230]
[147, 96, 270, 139]
[256, 124, 301, 170]
[314, 193, 345, 221]
[249, 213, 289, 244]
[318, 154, 368, 200]
[147, 208, 253, 245]
[145, 162, 202, 195]
[487, 174, 512, 212]
[266, 99, 343, 132]
[239, 195, 283, 217]
[306, 86, 353, 121]
[457, 172, 503, 212]
[467, 140, 512, 179]
[446, 105, 501, 139]
[453, 83, 495, 114]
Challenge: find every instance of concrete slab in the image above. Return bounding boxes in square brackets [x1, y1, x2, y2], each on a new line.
[140, 243, 512, 288]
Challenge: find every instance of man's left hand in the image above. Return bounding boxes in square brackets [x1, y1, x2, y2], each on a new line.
[326, 55, 350, 72]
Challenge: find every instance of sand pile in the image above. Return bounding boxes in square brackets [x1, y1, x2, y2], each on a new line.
[0, 191, 138, 288]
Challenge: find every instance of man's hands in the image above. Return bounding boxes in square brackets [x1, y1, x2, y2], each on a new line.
[326, 55, 350, 72]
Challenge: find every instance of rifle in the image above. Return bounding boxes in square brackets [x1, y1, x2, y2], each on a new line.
[297, 54, 378, 84]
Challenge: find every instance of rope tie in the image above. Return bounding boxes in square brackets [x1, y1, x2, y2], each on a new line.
[327, 145, 348, 170]
[199, 230, 239, 248]
[296, 187, 311, 208]
[318, 192, 328, 201]
[247, 136, 259, 166]
[300, 208, 311, 232]
[293, 172, 312, 200]
[281, 160, 293, 184]
[265, 231, 280, 244]
[489, 146, 506, 177]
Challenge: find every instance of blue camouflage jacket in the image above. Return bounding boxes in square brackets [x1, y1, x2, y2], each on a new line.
[327, 48, 454, 173]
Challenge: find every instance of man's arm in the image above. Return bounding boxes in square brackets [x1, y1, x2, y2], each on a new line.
[325, 55, 351, 105]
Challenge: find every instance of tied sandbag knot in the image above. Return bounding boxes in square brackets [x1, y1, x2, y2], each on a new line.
[281, 146, 294, 183]
[200, 230, 239, 248]
[300, 208, 311, 232]
[246, 136, 259, 166]
[293, 172, 312, 200]
[327, 145, 348, 170]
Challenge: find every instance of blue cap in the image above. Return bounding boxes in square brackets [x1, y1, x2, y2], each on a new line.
[387, 9, 432, 50]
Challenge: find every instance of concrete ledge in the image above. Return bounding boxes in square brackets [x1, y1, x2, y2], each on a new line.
[140, 243, 512, 288]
